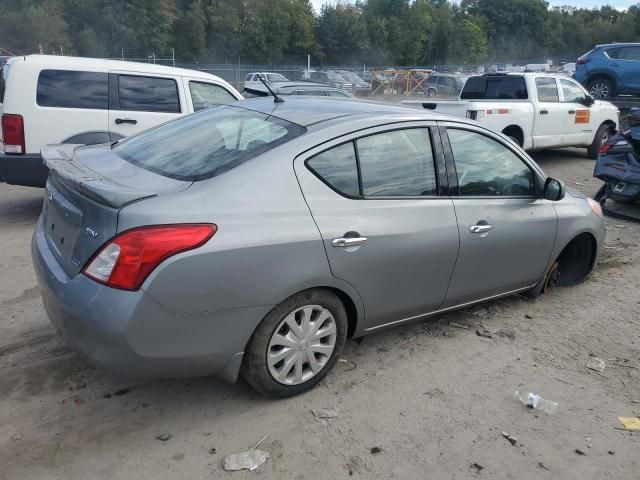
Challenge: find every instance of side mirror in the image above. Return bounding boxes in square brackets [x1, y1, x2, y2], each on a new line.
[582, 95, 595, 107]
[543, 177, 566, 201]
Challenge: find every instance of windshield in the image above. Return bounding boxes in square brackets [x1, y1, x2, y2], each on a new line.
[461, 76, 528, 100]
[113, 106, 306, 181]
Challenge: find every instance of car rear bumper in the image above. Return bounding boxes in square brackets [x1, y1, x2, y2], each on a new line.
[0, 153, 48, 187]
[32, 216, 270, 382]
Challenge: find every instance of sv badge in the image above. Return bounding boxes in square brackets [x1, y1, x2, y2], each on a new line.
[85, 227, 99, 239]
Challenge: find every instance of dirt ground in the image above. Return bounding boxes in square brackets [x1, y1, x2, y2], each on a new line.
[1, 149, 638, 480]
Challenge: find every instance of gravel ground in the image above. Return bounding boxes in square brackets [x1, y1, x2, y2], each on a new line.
[1, 149, 638, 480]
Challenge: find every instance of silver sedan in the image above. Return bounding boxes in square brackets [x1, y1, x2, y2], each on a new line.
[32, 97, 606, 397]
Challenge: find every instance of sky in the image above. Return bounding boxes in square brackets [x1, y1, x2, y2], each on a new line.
[309, 0, 638, 13]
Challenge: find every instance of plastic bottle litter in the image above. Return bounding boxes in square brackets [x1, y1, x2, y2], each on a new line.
[514, 391, 558, 414]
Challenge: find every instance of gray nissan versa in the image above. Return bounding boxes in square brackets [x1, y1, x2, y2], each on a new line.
[32, 97, 605, 397]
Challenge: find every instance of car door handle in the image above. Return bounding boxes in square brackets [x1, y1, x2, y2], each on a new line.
[115, 118, 138, 125]
[332, 236, 368, 248]
[470, 224, 494, 234]
[568, 110, 576, 115]
[540, 109, 549, 115]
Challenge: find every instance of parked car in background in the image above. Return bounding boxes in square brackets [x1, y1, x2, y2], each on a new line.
[335, 70, 372, 95]
[244, 81, 355, 98]
[574, 43, 640, 98]
[33, 97, 604, 398]
[423, 73, 468, 97]
[0, 55, 242, 187]
[308, 70, 350, 89]
[243, 72, 289, 91]
[560, 62, 576, 77]
[407, 73, 618, 158]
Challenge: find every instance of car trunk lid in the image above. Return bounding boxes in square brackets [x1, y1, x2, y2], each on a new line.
[42, 144, 191, 276]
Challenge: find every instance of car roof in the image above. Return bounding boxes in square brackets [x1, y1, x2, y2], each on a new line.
[10, 55, 227, 82]
[596, 42, 640, 49]
[232, 96, 458, 127]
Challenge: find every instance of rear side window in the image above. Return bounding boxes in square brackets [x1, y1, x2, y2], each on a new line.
[461, 76, 528, 100]
[619, 47, 640, 61]
[117, 75, 180, 113]
[112, 106, 305, 181]
[535, 78, 559, 102]
[307, 142, 360, 196]
[37, 70, 108, 109]
[358, 129, 437, 196]
[189, 82, 236, 111]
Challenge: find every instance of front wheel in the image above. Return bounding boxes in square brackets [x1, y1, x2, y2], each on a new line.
[587, 123, 611, 159]
[241, 289, 347, 398]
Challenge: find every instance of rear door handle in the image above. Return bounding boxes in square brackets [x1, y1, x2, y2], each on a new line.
[332, 236, 368, 248]
[115, 118, 138, 125]
[540, 109, 549, 115]
[470, 224, 494, 234]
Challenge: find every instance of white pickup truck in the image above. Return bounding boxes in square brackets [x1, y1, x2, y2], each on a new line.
[405, 72, 619, 158]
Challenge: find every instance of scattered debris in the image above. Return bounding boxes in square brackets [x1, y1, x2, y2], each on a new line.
[103, 387, 132, 399]
[172, 452, 185, 461]
[575, 448, 585, 456]
[209, 448, 217, 455]
[552, 376, 575, 386]
[222, 436, 269, 472]
[73, 398, 83, 406]
[11, 434, 23, 441]
[525, 314, 533, 319]
[449, 322, 470, 330]
[312, 407, 339, 422]
[618, 416, 640, 430]
[574, 181, 585, 186]
[538, 462, 550, 471]
[608, 450, 615, 455]
[471, 462, 484, 473]
[514, 391, 558, 414]
[502, 431, 518, 446]
[476, 328, 493, 339]
[203, 432, 212, 436]
[585, 437, 592, 448]
[586, 357, 605, 372]
[495, 328, 516, 340]
[369, 446, 382, 455]
[424, 388, 444, 398]
[156, 433, 172, 441]
[338, 358, 357, 371]
[471, 307, 489, 318]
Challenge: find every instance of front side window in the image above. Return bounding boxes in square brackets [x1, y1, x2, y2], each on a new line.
[118, 75, 180, 113]
[357, 129, 437, 196]
[560, 79, 587, 103]
[447, 128, 535, 197]
[535, 78, 559, 102]
[113, 106, 305, 181]
[37, 70, 108, 109]
[189, 82, 236, 111]
[306, 142, 360, 196]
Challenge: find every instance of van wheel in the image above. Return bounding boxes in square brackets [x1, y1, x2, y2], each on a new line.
[242, 289, 347, 398]
[587, 124, 611, 159]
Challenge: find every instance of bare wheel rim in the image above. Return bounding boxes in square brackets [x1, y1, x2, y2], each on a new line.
[589, 82, 609, 98]
[267, 304, 337, 385]
[600, 129, 609, 145]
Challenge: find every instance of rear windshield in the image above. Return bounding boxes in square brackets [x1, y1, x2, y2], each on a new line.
[112, 106, 306, 181]
[0, 62, 10, 103]
[461, 76, 528, 100]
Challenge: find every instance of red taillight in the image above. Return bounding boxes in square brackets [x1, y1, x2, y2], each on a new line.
[1, 114, 26, 154]
[83, 224, 216, 291]
[599, 143, 612, 154]
[576, 58, 589, 65]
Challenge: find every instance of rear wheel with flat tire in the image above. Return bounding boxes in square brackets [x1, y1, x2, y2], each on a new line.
[241, 289, 347, 398]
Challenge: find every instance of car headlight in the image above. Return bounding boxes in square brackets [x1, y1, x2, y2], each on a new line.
[587, 197, 603, 217]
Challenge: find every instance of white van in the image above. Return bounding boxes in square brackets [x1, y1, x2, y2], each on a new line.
[0, 55, 242, 187]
